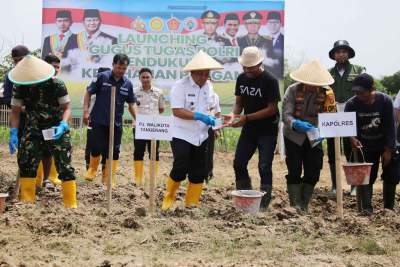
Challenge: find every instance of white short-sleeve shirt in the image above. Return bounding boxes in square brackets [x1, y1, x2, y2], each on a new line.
[170, 75, 216, 146]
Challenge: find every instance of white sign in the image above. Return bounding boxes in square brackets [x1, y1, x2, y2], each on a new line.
[135, 115, 173, 141]
[318, 112, 357, 138]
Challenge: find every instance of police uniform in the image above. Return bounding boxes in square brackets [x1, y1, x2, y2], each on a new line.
[282, 60, 336, 212]
[84, 70, 136, 185]
[133, 85, 165, 185]
[201, 10, 228, 63]
[41, 10, 78, 59]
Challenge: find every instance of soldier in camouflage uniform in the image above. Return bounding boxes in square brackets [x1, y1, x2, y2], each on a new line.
[327, 40, 366, 196]
[8, 55, 77, 208]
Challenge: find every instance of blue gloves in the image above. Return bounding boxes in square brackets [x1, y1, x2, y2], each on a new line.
[9, 128, 19, 154]
[292, 119, 314, 133]
[52, 120, 69, 140]
[193, 112, 216, 127]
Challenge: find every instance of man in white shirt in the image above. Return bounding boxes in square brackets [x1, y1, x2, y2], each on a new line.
[161, 51, 222, 210]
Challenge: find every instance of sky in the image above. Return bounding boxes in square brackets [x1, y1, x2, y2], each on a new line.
[0, 0, 399, 77]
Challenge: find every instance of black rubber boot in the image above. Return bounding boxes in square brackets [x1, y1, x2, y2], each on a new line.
[287, 184, 302, 209]
[383, 182, 397, 210]
[260, 185, 272, 211]
[236, 179, 252, 190]
[301, 183, 315, 213]
[360, 185, 373, 215]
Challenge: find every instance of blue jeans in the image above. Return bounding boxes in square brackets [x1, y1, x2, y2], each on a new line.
[233, 129, 277, 189]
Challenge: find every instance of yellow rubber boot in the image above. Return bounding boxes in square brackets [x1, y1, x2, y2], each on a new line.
[84, 155, 101, 181]
[35, 161, 44, 188]
[103, 160, 118, 188]
[161, 177, 181, 210]
[185, 182, 203, 207]
[48, 158, 61, 185]
[134, 160, 144, 185]
[61, 180, 77, 208]
[20, 177, 37, 203]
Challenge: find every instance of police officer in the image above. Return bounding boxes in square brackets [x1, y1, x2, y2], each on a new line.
[161, 51, 222, 210]
[226, 47, 281, 211]
[200, 10, 226, 44]
[42, 10, 78, 59]
[282, 60, 336, 213]
[238, 11, 278, 78]
[237, 11, 273, 56]
[83, 54, 137, 187]
[133, 68, 165, 185]
[327, 40, 366, 196]
[8, 55, 77, 208]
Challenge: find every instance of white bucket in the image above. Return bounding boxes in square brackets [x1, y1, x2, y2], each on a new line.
[231, 190, 265, 214]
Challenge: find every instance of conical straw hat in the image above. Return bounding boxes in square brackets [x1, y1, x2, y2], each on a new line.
[8, 55, 55, 85]
[183, 50, 223, 71]
[290, 60, 334, 86]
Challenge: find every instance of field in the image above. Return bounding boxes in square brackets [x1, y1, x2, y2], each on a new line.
[0, 143, 400, 267]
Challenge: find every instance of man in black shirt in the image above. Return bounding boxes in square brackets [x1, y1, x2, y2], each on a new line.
[345, 73, 398, 214]
[226, 46, 281, 210]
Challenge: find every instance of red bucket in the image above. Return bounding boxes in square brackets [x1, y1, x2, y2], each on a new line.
[342, 163, 373, 185]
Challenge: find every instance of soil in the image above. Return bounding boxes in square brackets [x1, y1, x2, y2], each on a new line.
[0, 145, 399, 267]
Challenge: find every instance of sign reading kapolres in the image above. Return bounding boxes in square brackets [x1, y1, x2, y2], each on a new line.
[42, 0, 285, 107]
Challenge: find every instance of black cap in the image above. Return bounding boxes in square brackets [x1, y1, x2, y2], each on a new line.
[83, 9, 101, 19]
[329, 40, 355, 60]
[243, 11, 262, 22]
[267, 11, 281, 21]
[56, 10, 72, 19]
[224, 13, 239, 23]
[201, 10, 220, 22]
[11, 45, 30, 58]
[352, 73, 374, 92]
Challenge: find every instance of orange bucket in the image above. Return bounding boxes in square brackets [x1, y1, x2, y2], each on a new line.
[342, 148, 373, 186]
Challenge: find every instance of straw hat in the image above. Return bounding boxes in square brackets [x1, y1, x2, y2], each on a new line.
[8, 55, 55, 85]
[183, 50, 223, 72]
[290, 60, 334, 86]
[238, 46, 264, 67]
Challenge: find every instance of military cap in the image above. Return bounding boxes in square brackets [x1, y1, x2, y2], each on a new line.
[243, 11, 262, 23]
[224, 13, 239, 23]
[267, 11, 281, 21]
[83, 9, 101, 19]
[201, 10, 220, 23]
[56, 10, 72, 19]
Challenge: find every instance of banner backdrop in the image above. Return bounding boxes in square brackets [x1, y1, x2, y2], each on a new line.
[42, 0, 285, 110]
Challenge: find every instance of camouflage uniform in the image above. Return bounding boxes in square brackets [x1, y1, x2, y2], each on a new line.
[11, 78, 75, 180]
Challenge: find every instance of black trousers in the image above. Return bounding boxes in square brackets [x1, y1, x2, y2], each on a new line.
[327, 137, 352, 165]
[285, 137, 323, 186]
[205, 128, 215, 178]
[170, 138, 208, 184]
[132, 128, 160, 161]
[233, 128, 277, 187]
[91, 123, 122, 160]
[85, 128, 106, 168]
